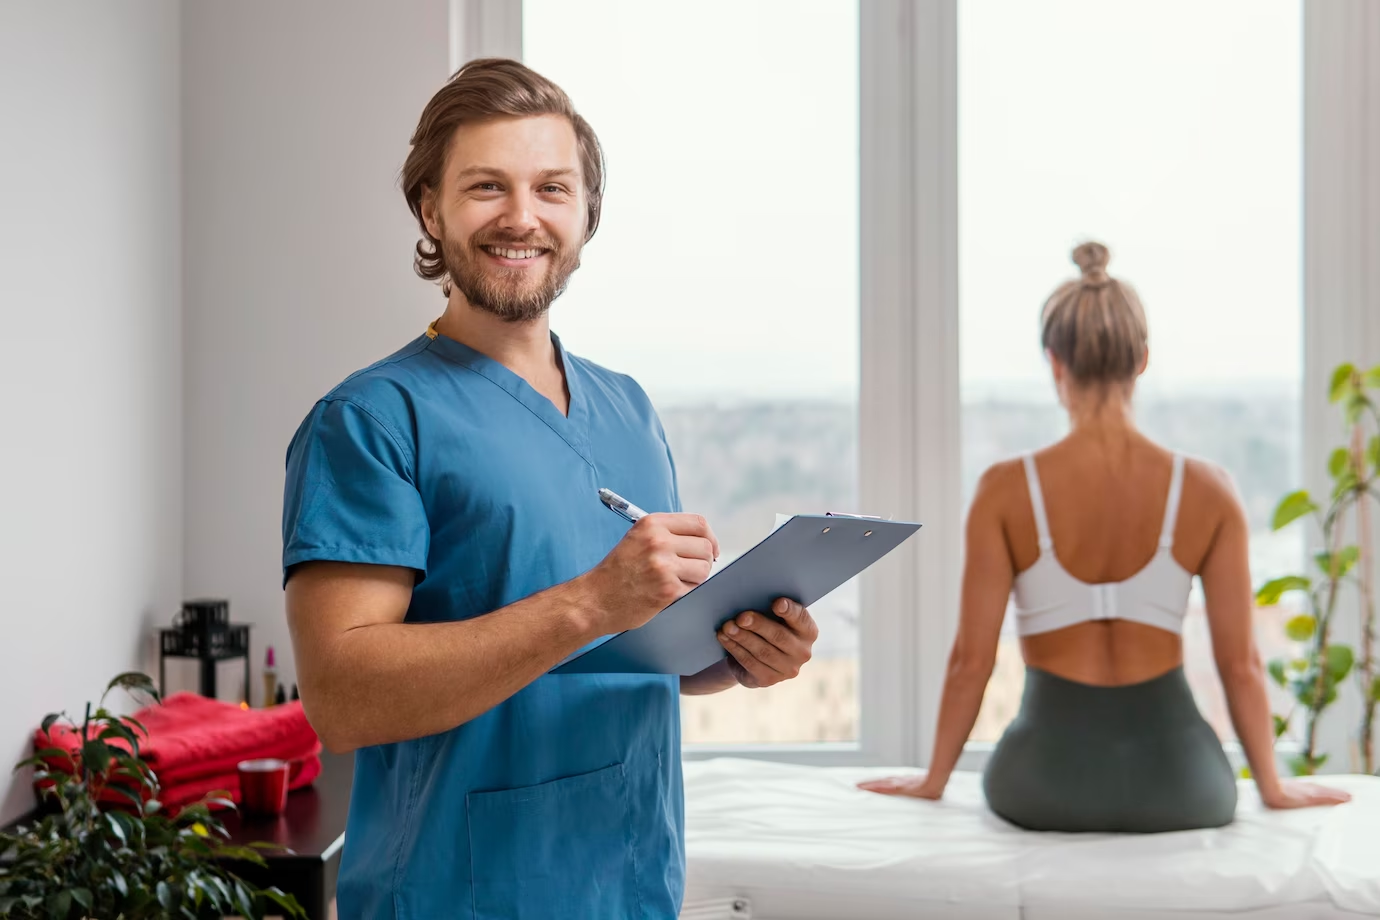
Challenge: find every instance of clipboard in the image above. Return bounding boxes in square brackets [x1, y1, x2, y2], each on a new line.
[552, 513, 922, 675]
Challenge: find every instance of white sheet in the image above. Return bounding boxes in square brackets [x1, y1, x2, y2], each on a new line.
[682, 759, 1380, 920]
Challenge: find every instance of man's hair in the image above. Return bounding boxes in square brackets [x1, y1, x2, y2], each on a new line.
[401, 58, 605, 287]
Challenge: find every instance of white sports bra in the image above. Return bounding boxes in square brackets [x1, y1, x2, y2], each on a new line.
[1012, 452, 1194, 637]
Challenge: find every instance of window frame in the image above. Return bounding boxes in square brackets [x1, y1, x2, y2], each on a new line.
[478, 0, 1379, 772]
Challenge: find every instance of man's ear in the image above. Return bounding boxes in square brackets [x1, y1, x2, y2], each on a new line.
[420, 185, 440, 240]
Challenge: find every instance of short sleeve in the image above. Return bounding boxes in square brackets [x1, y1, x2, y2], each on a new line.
[281, 397, 430, 585]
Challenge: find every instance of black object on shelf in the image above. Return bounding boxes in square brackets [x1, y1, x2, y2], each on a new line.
[159, 598, 251, 700]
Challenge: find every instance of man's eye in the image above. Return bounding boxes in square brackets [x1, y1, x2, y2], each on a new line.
[472, 182, 501, 192]
[540, 185, 567, 194]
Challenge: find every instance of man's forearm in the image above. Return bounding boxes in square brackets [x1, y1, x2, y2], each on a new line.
[303, 580, 601, 752]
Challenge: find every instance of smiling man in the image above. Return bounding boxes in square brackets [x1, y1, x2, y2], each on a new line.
[280, 59, 819, 919]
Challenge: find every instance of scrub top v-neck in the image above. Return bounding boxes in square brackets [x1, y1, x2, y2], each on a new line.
[282, 325, 686, 920]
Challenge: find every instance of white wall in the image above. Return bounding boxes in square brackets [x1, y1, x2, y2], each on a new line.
[0, 1, 183, 823]
[181, 0, 450, 704]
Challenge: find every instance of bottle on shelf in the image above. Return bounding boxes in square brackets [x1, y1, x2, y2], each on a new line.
[263, 645, 278, 708]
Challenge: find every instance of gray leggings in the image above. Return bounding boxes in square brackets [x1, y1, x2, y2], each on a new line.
[983, 667, 1237, 833]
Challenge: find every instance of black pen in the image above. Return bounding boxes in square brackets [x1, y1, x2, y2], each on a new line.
[598, 488, 647, 524]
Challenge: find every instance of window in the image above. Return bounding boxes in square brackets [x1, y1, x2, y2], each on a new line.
[523, 0, 861, 745]
[958, 0, 1304, 743]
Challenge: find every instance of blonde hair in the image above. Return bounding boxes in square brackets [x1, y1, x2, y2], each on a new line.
[1040, 242, 1148, 385]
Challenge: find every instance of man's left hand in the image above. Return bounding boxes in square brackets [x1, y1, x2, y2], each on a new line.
[717, 598, 818, 688]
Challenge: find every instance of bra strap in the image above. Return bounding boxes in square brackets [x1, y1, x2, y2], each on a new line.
[1022, 453, 1054, 554]
[1159, 453, 1186, 550]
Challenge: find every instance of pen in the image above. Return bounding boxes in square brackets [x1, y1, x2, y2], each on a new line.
[598, 488, 647, 524]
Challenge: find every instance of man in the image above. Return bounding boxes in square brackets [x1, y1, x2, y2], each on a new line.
[281, 58, 819, 919]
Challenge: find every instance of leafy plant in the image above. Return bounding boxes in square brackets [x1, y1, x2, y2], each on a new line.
[1256, 362, 1380, 775]
[0, 672, 305, 919]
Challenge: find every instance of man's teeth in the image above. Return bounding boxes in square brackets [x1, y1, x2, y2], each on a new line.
[487, 247, 543, 260]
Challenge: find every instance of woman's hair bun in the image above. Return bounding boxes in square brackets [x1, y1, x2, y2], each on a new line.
[1071, 241, 1111, 287]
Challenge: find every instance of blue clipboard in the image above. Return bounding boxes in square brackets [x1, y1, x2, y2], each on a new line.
[552, 513, 922, 675]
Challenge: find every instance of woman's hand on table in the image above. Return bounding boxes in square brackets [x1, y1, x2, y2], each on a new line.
[1260, 779, 1351, 810]
[856, 773, 946, 801]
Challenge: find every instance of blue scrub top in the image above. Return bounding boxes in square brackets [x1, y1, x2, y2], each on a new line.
[282, 328, 685, 920]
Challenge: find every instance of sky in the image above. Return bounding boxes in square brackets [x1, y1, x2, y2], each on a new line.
[524, 0, 1301, 406]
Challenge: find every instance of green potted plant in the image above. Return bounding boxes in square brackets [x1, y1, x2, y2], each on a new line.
[0, 672, 305, 919]
[1256, 362, 1380, 775]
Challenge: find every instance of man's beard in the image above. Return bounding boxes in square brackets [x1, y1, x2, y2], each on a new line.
[439, 226, 580, 323]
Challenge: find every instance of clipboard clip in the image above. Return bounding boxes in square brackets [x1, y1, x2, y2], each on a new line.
[824, 511, 887, 520]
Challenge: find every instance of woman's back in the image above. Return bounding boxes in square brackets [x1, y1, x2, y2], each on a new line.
[860, 241, 1350, 828]
[994, 431, 1232, 686]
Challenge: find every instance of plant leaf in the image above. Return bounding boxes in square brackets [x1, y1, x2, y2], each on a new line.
[215, 844, 269, 866]
[70, 888, 91, 911]
[1333, 467, 1361, 500]
[1331, 363, 1357, 402]
[110, 868, 128, 898]
[1366, 364, 1380, 389]
[1327, 644, 1355, 681]
[105, 811, 128, 846]
[1273, 714, 1290, 738]
[1345, 393, 1370, 426]
[27, 746, 76, 767]
[207, 874, 233, 907]
[38, 713, 64, 736]
[1328, 446, 1350, 478]
[261, 886, 307, 918]
[1256, 575, 1312, 606]
[156, 880, 175, 911]
[47, 890, 72, 920]
[79, 738, 116, 774]
[1267, 658, 1287, 687]
[1371, 676, 1380, 703]
[1271, 491, 1318, 531]
[112, 811, 143, 847]
[106, 671, 160, 704]
[234, 881, 255, 919]
[1285, 614, 1317, 642]
[1238, 765, 1252, 779]
[1315, 546, 1361, 579]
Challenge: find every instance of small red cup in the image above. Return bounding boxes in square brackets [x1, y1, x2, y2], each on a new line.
[237, 758, 290, 816]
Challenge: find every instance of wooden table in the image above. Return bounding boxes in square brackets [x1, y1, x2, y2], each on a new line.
[220, 750, 353, 919]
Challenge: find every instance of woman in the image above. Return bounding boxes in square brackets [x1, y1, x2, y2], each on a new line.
[859, 243, 1350, 832]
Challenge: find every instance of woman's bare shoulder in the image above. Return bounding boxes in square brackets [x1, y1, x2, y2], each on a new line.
[1180, 455, 1246, 521]
[974, 456, 1030, 505]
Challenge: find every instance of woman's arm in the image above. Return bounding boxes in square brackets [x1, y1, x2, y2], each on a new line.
[859, 466, 1014, 799]
[1199, 467, 1351, 810]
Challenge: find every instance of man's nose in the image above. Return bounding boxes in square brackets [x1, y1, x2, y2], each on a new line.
[498, 189, 541, 235]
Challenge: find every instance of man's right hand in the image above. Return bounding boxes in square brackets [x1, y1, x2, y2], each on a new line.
[579, 513, 720, 635]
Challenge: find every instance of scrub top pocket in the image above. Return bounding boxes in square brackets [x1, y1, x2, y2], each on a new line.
[467, 763, 645, 920]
